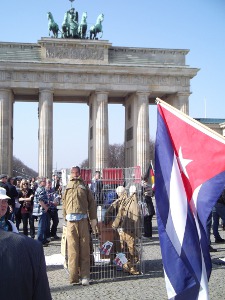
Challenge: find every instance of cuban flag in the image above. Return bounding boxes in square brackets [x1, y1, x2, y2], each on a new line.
[155, 99, 225, 299]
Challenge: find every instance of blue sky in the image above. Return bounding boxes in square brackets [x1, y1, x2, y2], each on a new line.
[0, 0, 224, 172]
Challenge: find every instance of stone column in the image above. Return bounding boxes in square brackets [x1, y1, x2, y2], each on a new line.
[0, 89, 13, 175]
[38, 89, 53, 179]
[88, 95, 94, 169]
[124, 94, 136, 168]
[177, 92, 190, 114]
[168, 92, 190, 115]
[90, 91, 109, 170]
[136, 92, 150, 175]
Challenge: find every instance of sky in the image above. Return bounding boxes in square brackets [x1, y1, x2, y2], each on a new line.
[0, 0, 224, 173]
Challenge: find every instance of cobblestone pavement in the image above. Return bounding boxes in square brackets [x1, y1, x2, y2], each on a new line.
[42, 206, 225, 300]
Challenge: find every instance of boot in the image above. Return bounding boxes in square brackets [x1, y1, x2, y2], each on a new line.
[122, 262, 131, 273]
[129, 267, 140, 275]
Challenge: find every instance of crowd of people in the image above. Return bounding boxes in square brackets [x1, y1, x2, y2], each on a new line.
[1, 167, 225, 293]
[0, 173, 62, 245]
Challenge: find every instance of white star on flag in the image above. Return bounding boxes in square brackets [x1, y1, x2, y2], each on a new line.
[177, 147, 193, 179]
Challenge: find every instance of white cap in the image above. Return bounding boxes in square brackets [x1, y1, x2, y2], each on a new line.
[129, 185, 137, 194]
[116, 186, 125, 195]
[0, 187, 10, 200]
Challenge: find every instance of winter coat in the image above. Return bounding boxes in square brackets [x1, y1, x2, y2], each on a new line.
[104, 191, 127, 225]
[33, 186, 48, 216]
[63, 176, 97, 221]
[112, 192, 141, 237]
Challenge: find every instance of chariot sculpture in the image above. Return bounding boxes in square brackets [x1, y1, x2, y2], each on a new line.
[47, 1, 104, 40]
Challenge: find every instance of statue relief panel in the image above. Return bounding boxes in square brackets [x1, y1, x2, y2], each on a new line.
[107, 74, 119, 84]
[159, 76, 169, 85]
[49, 73, 58, 82]
[45, 46, 104, 61]
[145, 75, 188, 88]
[175, 77, 181, 84]
[36, 73, 45, 82]
[151, 76, 160, 85]
[64, 73, 72, 82]
[0, 72, 12, 81]
[131, 75, 144, 84]
[89, 74, 103, 83]
[119, 75, 131, 84]
[76, 74, 88, 84]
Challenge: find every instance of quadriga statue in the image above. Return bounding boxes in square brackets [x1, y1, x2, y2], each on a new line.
[47, 7, 104, 40]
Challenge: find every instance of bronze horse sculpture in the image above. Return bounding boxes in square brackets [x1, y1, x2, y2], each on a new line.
[47, 12, 60, 38]
[61, 11, 70, 38]
[90, 13, 104, 39]
[78, 12, 87, 39]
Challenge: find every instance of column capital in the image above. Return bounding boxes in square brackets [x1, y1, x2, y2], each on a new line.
[95, 90, 108, 104]
[39, 88, 54, 94]
[95, 90, 109, 96]
[136, 90, 151, 97]
[0, 89, 13, 98]
[136, 91, 151, 105]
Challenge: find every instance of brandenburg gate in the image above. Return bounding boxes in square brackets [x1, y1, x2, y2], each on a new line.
[0, 38, 198, 178]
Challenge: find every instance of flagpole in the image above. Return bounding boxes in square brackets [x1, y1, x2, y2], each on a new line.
[204, 97, 207, 118]
[156, 97, 225, 142]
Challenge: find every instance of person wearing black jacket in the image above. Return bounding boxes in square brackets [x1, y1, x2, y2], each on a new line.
[6, 177, 18, 221]
[212, 188, 225, 243]
[0, 229, 52, 300]
[0, 174, 9, 193]
[141, 177, 155, 239]
[90, 171, 104, 206]
[18, 181, 35, 238]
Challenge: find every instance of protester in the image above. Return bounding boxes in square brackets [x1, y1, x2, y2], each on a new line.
[104, 186, 126, 263]
[18, 180, 35, 238]
[206, 211, 217, 252]
[0, 229, 52, 300]
[6, 177, 18, 221]
[141, 176, 155, 239]
[45, 179, 60, 240]
[52, 175, 60, 191]
[33, 177, 50, 246]
[63, 166, 97, 286]
[212, 188, 225, 243]
[0, 187, 18, 233]
[30, 177, 38, 193]
[16, 177, 21, 188]
[112, 185, 141, 275]
[0, 174, 9, 193]
[90, 170, 104, 205]
[13, 177, 22, 230]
